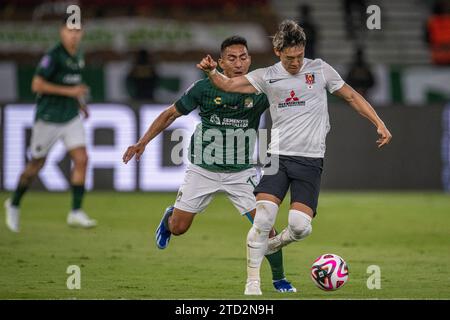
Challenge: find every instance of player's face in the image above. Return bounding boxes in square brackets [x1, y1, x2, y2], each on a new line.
[60, 26, 83, 53]
[276, 45, 305, 75]
[219, 44, 251, 78]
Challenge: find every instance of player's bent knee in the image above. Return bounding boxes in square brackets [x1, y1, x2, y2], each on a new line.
[289, 223, 312, 240]
[288, 209, 312, 241]
[26, 159, 45, 176]
[253, 200, 279, 233]
[170, 209, 195, 236]
[170, 219, 192, 235]
[170, 224, 189, 236]
[31, 158, 46, 169]
[74, 155, 88, 168]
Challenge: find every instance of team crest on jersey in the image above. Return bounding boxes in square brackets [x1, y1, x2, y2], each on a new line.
[244, 97, 254, 109]
[66, 59, 81, 70]
[305, 73, 315, 89]
[214, 97, 222, 105]
[305, 73, 315, 85]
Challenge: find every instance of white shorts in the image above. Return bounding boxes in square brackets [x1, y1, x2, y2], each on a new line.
[30, 116, 86, 159]
[174, 164, 260, 215]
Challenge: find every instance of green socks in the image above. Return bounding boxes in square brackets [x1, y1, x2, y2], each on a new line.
[11, 185, 29, 207]
[265, 248, 285, 281]
[71, 185, 85, 211]
[11, 184, 86, 211]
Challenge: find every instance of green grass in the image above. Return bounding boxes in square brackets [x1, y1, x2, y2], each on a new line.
[0, 191, 449, 299]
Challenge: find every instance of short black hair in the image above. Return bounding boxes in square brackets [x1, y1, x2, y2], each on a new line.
[220, 36, 248, 54]
[61, 13, 71, 26]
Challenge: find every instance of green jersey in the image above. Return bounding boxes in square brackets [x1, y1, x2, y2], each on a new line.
[34, 42, 84, 123]
[175, 78, 269, 172]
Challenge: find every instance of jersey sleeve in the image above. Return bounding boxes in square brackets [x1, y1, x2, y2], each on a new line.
[322, 60, 345, 93]
[35, 52, 57, 80]
[244, 68, 267, 94]
[174, 80, 202, 115]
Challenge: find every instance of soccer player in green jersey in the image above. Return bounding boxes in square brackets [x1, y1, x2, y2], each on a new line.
[123, 36, 296, 292]
[4, 17, 97, 232]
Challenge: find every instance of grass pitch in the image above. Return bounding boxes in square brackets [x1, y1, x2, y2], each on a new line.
[0, 191, 449, 299]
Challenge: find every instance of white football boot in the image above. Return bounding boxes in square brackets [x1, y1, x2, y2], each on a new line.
[67, 210, 97, 228]
[4, 199, 20, 233]
[266, 236, 282, 255]
[244, 279, 262, 295]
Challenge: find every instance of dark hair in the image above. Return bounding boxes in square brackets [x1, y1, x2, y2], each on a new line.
[61, 12, 73, 25]
[61, 14, 69, 26]
[272, 19, 306, 51]
[220, 36, 248, 54]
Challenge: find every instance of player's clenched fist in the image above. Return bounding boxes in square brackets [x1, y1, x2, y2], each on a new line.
[196, 55, 218, 73]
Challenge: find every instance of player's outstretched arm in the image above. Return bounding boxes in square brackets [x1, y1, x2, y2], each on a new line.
[32, 75, 89, 99]
[196, 54, 257, 94]
[122, 105, 182, 164]
[333, 84, 392, 148]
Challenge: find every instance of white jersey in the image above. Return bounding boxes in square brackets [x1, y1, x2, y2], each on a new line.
[245, 58, 345, 158]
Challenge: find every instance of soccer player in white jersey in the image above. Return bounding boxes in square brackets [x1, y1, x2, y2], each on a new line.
[197, 20, 392, 295]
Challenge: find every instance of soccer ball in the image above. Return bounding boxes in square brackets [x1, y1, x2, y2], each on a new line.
[310, 254, 349, 291]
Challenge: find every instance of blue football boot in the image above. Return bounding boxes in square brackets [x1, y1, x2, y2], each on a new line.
[273, 278, 297, 292]
[155, 206, 174, 249]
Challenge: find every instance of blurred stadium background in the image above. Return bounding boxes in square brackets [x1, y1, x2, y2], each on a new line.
[0, 0, 449, 191]
[0, 0, 449, 299]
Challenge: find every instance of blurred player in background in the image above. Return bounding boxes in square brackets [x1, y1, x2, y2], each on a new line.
[123, 36, 296, 293]
[197, 20, 392, 295]
[4, 17, 96, 232]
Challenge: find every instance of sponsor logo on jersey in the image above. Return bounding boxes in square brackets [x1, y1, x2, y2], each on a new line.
[278, 90, 305, 108]
[209, 114, 249, 127]
[63, 74, 82, 84]
[285, 90, 299, 102]
[210, 114, 221, 125]
[221, 118, 248, 128]
[214, 97, 222, 105]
